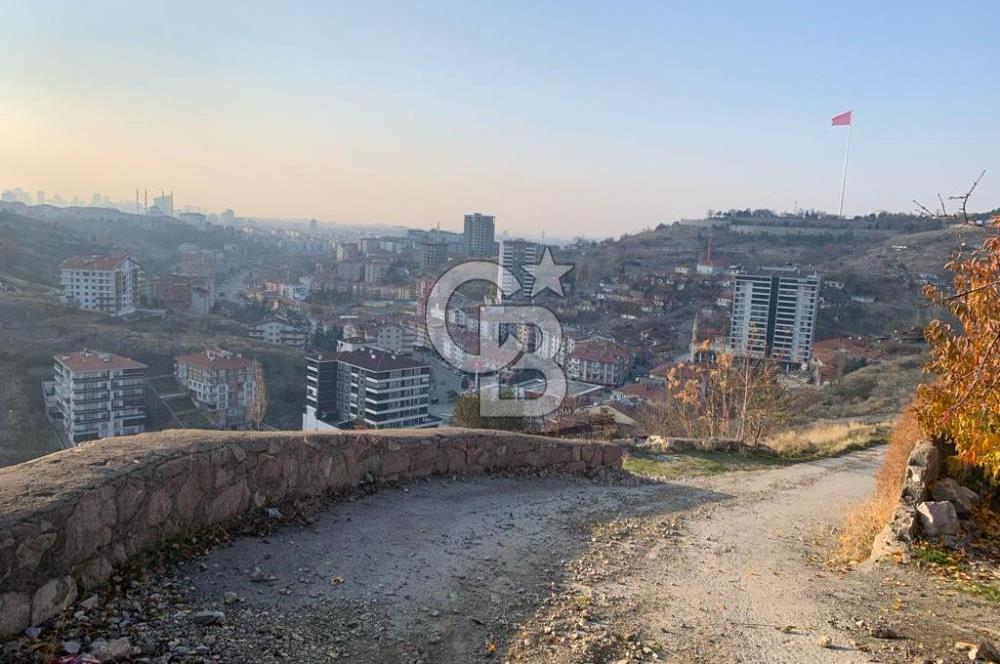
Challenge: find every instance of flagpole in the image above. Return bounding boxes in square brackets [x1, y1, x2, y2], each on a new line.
[838, 122, 852, 218]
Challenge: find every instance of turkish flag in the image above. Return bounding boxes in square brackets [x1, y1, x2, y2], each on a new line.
[831, 111, 852, 126]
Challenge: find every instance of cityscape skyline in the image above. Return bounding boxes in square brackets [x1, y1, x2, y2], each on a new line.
[4, 2, 999, 236]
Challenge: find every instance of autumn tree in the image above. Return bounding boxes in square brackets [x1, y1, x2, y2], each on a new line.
[641, 350, 787, 445]
[916, 216, 1000, 478]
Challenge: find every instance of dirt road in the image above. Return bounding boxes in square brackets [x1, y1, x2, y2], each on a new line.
[25, 447, 998, 663]
[158, 447, 892, 663]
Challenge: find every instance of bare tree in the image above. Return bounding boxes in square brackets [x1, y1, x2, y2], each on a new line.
[248, 358, 268, 430]
[639, 348, 787, 446]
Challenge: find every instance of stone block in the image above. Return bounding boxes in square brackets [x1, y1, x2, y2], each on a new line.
[31, 575, 77, 626]
[0, 592, 30, 637]
[917, 500, 959, 537]
[930, 478, 979, 517]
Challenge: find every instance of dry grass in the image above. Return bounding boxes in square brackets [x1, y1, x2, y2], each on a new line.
[835, 407, 921, 563]
[765, 421, 885, 458]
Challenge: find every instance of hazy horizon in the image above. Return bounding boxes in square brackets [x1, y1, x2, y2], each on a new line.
[3, 1, 998, 236]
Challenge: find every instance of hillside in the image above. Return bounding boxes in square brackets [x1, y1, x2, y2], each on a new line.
[0, 209, 253, 283]
[566, 219, 980, 339]
[0, 281, 304, 468]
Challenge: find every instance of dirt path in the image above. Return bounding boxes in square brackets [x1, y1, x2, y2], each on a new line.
[16, 447, 999, 663]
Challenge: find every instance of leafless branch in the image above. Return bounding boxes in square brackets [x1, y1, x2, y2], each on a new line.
[913, 200, 936, 218]
[948, 170, 987, 225]
[942, 278, 1000, 302]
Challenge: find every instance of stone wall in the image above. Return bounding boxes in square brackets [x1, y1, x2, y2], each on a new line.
[0, 428, 623, 638]
[869, 438, 944, 561]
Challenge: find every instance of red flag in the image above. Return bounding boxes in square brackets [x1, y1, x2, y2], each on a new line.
[831, 110, 852, 126]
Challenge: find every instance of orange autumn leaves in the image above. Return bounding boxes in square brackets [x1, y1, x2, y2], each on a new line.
[917, 216, 1000, 479]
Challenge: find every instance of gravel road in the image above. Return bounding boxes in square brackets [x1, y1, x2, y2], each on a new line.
[163, 448, 884, 662]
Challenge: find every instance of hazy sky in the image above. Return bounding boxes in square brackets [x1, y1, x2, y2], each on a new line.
[2, 1, 998, 236]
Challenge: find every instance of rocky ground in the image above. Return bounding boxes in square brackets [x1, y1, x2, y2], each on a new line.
[4, 447, 1000, 663]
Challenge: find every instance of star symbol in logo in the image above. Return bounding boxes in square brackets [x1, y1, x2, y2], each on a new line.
[524, 246, 573, 298]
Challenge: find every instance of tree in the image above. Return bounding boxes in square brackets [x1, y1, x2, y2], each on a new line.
[916, 215, 1000, 478]
[248, 359, 268, 430]
[641, 350, 787, 445]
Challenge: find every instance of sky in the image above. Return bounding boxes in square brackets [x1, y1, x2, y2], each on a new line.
[2, 1, 999, 237]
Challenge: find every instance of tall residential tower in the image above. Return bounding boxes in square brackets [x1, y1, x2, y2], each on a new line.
[728, 271, 819, 365]
[463, 213, 496, 258]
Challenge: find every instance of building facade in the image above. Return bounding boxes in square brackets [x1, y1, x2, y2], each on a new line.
[566, 342, 630, 387]
[60, 254, 140, 316]
[174, 349, 256, 429]
[729, 272, 819, 365]
[497, 239, 539, 303]
[249, 318, 309, 348]
[463, 212, 496, 258]
[49, 351, 147, 445]
[302, 348, 438, 430]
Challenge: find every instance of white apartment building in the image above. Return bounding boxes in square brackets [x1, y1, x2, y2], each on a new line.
[60, 254, 140, 316]
[174, 349, 256, 429]
[497, 239, 539, 303]
[49, 351, 147, 445]
[372, 323, 415, 355]
[249, 318, 308, 348]
[729, 272, 819, 365]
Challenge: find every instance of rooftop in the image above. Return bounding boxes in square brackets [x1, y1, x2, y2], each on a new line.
[175, 349, 250, 370]
[55, 351, 147, 373]
[310, 347, 428, 372]
[60, 254, 134, 271]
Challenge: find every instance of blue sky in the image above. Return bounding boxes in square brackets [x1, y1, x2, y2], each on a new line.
[2, 1, 998, 235]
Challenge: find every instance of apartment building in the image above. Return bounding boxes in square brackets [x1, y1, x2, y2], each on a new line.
[48, 351, 147, 445]
[566, 341, 631, 387]
[497, 239, 539, 303]
[174, 349, 256, 429]
[249, 317, 309, 348]
[463, 212, 496, 258]
[729, 272, 820, 365]
[302, 348, 439, 430]
[59, 254, 140, 316]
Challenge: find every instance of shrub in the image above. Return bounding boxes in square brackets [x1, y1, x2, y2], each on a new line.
[916, 216, 1000, 479]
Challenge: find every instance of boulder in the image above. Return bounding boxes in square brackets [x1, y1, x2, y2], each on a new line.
[917, 501, 959, 537]
[970, 639, 1000, 663]
[90, 637, 132, 661]
[901, 440, 942, 504]
[931, 478, 979, 517]
[0, 592, 30, 638]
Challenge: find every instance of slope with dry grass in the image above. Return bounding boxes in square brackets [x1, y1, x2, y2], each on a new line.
[835, 407, 920, 562]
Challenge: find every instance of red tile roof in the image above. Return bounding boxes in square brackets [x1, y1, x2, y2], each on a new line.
[55, 351, 147, 372]
[571, 342, 629, 365]
[616, 382, 667, 402]
[60, 254, 134, 270]
[175, 349, 250, 370]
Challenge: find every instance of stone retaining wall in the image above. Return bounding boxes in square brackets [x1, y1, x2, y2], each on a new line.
[869, 438, 944, 561]
[0, 428, 623, 637]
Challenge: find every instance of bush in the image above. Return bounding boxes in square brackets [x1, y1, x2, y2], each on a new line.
[917, 217, 1000, 479]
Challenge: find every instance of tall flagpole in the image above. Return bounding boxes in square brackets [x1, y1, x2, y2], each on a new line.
[838, 122, 852, 218]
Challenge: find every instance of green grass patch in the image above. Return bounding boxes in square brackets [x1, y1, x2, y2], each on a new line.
[623, 450, 789, 480]
[970, 582, 1000, 603]
[912, 542, 956, 566]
